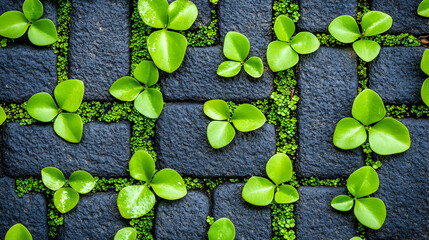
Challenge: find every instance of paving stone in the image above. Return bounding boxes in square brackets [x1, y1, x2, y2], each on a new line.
[1, 122, 131, 177]
[369, 47, 427, 104]
[212, 183, 272, 240]
[372, 0, 429, 35]
[69, 0, 130, 101]
[0, 177, 48, 240]
[160, 46, 273, 102]
[297, 0, 358, 33]
[155, 191, 209, 239]
[155, 103, 276, 177]
[167, 0, 212, 30]
[58, 193, 128, 240]
[295, 187, 357, 240]
[297, 47, 363, 178]
[367, 119, 429, 239]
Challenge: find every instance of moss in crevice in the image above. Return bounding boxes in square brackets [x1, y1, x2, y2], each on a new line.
[53, 0, 72, 83]
[271, 203, 296, 240]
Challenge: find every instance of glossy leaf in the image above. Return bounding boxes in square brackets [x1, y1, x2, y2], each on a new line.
[350, 237, 363, 240]
[353, 39, 381, 62]
[274, 15, 295, 42]
[53, 113, 83, 143]
[41, 167, 66, 191]
[134, 88, 164, 119]
[114, 227, 137, 240]
[354, 197, 386, 230]
[244, 56, 263, 78]
[291, 32, 320, 54]
[151, 168, 187, 200]
[328, 15, 361, 43]
[352, 89, 386, 126]
[274, 185, 299, 204]
[110, 77, 144, 102]
[422, 78, 429, 107]
[117, 185, 156, 219]
[204, 99, 230, 120]
[54, 80, 84, 112]
[26, 92, 58, 122]
[333, 118, 367, 150]
[23, 0, 43, 22]
[217, 61, 241, 78]
[266, 153, 293, 185]
[231, 104, 266, 132]
[0, 11, 29, 39]
[361, 11, 392, 37]
[242, 176, 275, 206]
[28, 19, 58, 46]
[129, 150, 156, 182]
[137, 0, 168, 28]
[5, 223, 32, 240]
[134, 61, 159, 87]
[223, 31, 250, 62]
[167, 0, 198, 30]
[0, 106, 7, 125]
[331, 195, 354, 212]
[369, 117, 411, 155]
[421, 49, 429, 75]
[347, 166, 379, 198]
[69, 170, 95, 194]
[208, 218, 235, 240]
[267, 41, 299, 72]
[53, 187, 79, 213]
[418, 0, 429, 17]
[207, 121, 236, 149]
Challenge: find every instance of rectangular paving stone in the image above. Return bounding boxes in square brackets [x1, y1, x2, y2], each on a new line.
[369, 47, 427, 104]
[167, 0, 212, 30]
[297, 47, 363, 178]
[213, 183, 272, 239]
[69, 0, 130, 101]
[295, 187, 357, 240]
[155, 103, 276, 177]
[155, 191, 209, 239]
[368, 119, 429, 239]
[0, 177, 48, 240]
[1, 122, 131, 177]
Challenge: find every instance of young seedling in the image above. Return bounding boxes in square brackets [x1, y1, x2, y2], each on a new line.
[138, 0, 198, 73]
[5, 223, 32, 240]
[217, 31, 264, 78]
[267, 15, 320, 72]
[110, 60, 164, 119]
[0, 106, 6, 125]
[41, 167, 95, 214]
[26, 80, 84, 143]
[117, 150, 187, 219]
[204, 99, 266, 149]
[114, 227, 137, 240]
[0, 0, 58, 46]
[333, 89, 411, 155]
[242, 153, 299, 206]
[418, 0, 429, 17]
[208, 218, 235, 240]
[421, 49, 429, 107]
[329, 11, 393, 62]
[331, 166, 386, 230]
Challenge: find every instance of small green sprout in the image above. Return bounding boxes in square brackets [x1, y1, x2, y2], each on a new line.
[418, 0, 429, 17]
[0, 0, 58, 46]
[0, 106, 6, 125]
[331, 166, 386, 230]
[207, 218, 235, 240]
[421, 49, 429, 107]
[5, 223, 32, 240]
[114, 227, 137, 240]
[329, 11, 393, 62]
[350, 237, 363, 240]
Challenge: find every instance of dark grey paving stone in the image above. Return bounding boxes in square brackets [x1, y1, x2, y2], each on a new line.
[369, 47, 427, 105]
[0, 177, 48, 240]
[155, 191, 209, 239]
[297, 47, 363, 178]
[372, 0, 429, 35]
[58, 193, 128, 240]
[212, 183, 272, 240]
[297, 0, 358, 33]
[161, 46, 273, 102]
[69, 0, 130, 101]
[1, 122, 131, 177]
[155, 103, 276, 177]
[295, 187, 357, 240]
[167, 0, 212, 30]
[368, 119, 429, 239]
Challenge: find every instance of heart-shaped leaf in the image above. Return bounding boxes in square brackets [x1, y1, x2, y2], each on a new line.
[129, 150, 156, 182]
[267, 41, 299, 72]
[352, 89, 386, 126]
[0, 11, 29, 39]
[422, 78, 429, 107]
[217, 61, 242, 78]
[110, 77, 144, 102]
[28, 19, 58, 46]
[274, 185, 299, 203]
[0, 106, 7, 125]
[353, 40, 381, 62]
[291, 32, 320, 54]
[418, 0, 429, 17]
[137, 0, 168, 28]
[5, 223, 32, 240]
[68, 170, 95, 194]
[354, 197, 386, 230]
[53, 187, 79, 213]
[207, 121, 236, 149]
[208, 218, 236, 240]
[274, 15, 295, 42]
[23, 0, 43, 22]
[361, 11, 393, 37]
[328, 15, 361, 43]
[26, 92, 59, 122]
[231, 104, 266, 132]
[223, 31, 250, 62]
[41, 167, 66, 191]
[421, 49, 429, 75]
[204, 99, 230, 120]
[242, 176, 275, 206]
[333, 118, 367, 150]
[54, 80, 84, 112]
[369, 117, 411, 155]
[347, 166, 379, 198]
[167, 0, 198, 31]
[117, 185, 156, 219]
[151, 168, 187, 200]
[266, 153, 293, 185]
[134, 61, 159, 87]
[134, 88, 164, 119]
[114, 227, 137, 240]
[53, 113, 83, 143]
[331, 195, 354, 211]
[244, 56, 263, 78]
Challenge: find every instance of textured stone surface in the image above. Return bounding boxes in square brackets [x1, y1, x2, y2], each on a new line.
[213, 183, 272, 240]
[297, 0, 358, 33]
[297, 47, 363, 178]
[58, 193, 128, 240]
[155, 191, 209, 239]
[1, 122, 131, 177]
[155, 103, 276, 177]
[0, 177, 48, 240]
[161, 46, 273, 102]
[167, 0, 212, 30]
[69, 0, 130, 101]
[369, 47, 427, 104]
[368, 119, 429, 239]
[295, 187, 357, 240]
[372, 0, 429, 35]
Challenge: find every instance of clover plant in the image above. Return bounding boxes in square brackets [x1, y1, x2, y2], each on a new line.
[5, 223, 32, 240]
[138, 0, 198, 73]
[421, 49, 429, 107]
[331, 166, 386, 230]
[0, 0, 58, 46]
[242, 153, 299, 206]
[203, 99, 266, 149]
[217, 32, 264, 78]
[350, 237, 363, 240]
[329, 11, 392, 62]
[418, 0, 429, 17]
[208, 218, 235, 240]
[41, 167, 95, 214]
[0, 106, 6, 125]
[26, 80, 84, 143]
[333, 89, 410, 155]
[110, 60, 164, 119]
[114, 227, 137, 240]
[117, 150, 187, 219]
[267, 15, 320, 72]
